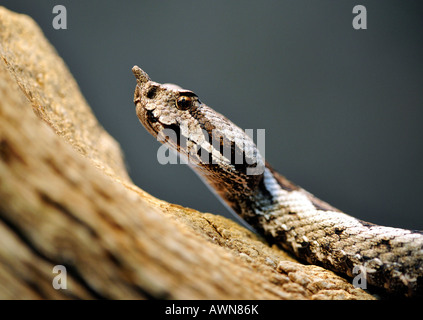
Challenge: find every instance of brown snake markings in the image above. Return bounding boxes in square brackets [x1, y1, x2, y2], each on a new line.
[132, 66, 423, 297]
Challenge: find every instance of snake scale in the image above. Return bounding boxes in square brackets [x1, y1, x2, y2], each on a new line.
[132, 66, 423, 297]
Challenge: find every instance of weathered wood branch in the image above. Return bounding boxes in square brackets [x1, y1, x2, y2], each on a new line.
[0, 6, 374, 300]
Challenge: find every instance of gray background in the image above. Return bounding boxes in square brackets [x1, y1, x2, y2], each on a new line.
[2, 1, 423, 229]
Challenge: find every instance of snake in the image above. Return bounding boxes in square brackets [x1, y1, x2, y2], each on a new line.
[131, 65, 423, 297]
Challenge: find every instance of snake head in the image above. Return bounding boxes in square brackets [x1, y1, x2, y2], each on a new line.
[132, 65, 198, 141]
[132, 65, 265, 183]
[132, 65, 210, 167]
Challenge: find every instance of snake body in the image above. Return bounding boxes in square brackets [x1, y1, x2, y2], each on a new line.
[132, 66, 423, 297]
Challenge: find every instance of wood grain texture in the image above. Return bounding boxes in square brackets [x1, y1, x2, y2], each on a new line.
[0, 6, 374, 300]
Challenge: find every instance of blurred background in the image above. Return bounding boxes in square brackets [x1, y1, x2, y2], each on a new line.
[2, 1, 423, 229]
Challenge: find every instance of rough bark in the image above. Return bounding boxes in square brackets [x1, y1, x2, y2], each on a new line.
[0, 6, 375, 300]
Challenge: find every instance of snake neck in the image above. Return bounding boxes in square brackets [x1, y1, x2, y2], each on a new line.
[194, 161, 283, 225]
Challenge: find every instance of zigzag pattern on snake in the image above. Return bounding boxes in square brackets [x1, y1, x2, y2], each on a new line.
[132, 66, 423, 297]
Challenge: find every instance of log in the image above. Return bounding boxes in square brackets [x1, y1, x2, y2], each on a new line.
[0, 6, 374, 300]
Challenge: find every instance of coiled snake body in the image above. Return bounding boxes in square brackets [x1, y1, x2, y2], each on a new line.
[132, 66, 423, 297]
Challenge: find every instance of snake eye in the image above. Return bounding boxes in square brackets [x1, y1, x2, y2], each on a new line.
[176, 95, 194, 110]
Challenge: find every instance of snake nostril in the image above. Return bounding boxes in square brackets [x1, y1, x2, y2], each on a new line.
[146, 86, 158, 99]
